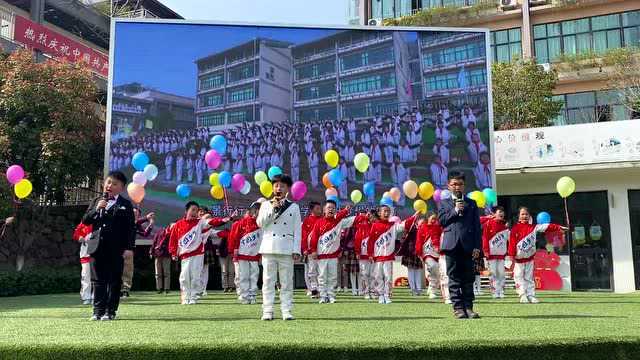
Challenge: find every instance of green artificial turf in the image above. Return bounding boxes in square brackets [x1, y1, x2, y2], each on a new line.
[0, 290, 639, 360]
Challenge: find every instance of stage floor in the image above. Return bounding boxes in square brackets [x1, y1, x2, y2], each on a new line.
[1, 290, 638, 359]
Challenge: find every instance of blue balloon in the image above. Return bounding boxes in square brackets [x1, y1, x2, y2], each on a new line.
[131, 152, 149, 171]
[537, 212, 551, 224]
[209, 135, 227, 154]
[379, 196, 394, 207]
[326, 194, 339, 207]
[176, 184, 191, 199]
[328, 168, 343, 187]
[219, 171, 232, 188]
[363, 181, 375, 197]
[268, 166, 282, 181]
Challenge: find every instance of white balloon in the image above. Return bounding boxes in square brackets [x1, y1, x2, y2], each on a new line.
[240, 181, 251, 195]
[143, 164, 159, 181]
[132, 171, 147, 186]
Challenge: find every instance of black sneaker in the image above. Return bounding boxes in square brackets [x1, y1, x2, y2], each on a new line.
[453, 309, 468, 319]
[164, 290, 170, 295]
[311, 290, 319, 299]
[156, 290, 163, 294]
[466, 309, 480, 319]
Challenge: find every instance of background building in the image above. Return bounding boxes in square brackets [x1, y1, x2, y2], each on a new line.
[111, 0, 183, 19]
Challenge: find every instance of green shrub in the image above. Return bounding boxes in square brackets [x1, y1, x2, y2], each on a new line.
[0, 266, 79, 297]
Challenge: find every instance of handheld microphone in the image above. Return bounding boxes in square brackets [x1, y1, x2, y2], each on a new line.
[454, 191, 464, 216]
[99, 192, 109, 217]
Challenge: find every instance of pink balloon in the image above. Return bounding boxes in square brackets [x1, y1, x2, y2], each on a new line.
[325, 187, 338, 198]
[205, 150, 221, 169]
[389, 216, 400, 224]
[6, 165, 25, 185]
[231, 173, 246, 192]
[433, 189, 442, 203]
[291, 181, 307, 201]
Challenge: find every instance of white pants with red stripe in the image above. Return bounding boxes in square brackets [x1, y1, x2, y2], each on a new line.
[179, 255, 203, 303]
[305, 257, 319, 292]
[80, 262, 93, 301]
[374, 261, 393, 297]
[359, 260, 373, 296]
[238, 260, 260, 300]
[424, 257, 440, 296]
[514, 260, 535, 298]
[439, 257, 450, 302]
[488, 259, 506, 296]
[261, 254, 294, 315]
[318, 258, 338, 299]
[199, 262, 209, 294]
[234, 261, 241, 296]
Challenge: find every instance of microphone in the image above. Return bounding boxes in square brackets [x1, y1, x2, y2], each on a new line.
[99, 192, 109, 217]
[454, 191, 464, 216]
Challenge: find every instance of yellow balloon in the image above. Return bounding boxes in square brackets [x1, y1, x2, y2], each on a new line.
[556, 176, 576, 198]
[403, 180, 418, 199]
[350, 190, 363, 204]
[324, 149, 339, 168]
[389, 187, 401, 202]
[126, 182, 145, 204]
[254, 171, 268, 186]
[383, 191, 390, 199]
[260, 181, 273, 198]
[353, 152, 370, 173]
[14, 179, 33, 199]
[418, 182, 435, 200]
[210, 185, 224, 200]
[413, 199, 427, 214]
[209, 172, 220, 186]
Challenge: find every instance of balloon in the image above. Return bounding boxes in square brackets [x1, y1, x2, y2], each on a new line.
[389, 187, 401, 202]
[403, 180, 418, 199]
[6, 165, 25, 185]
[268, 166, 282, 181]
[219, 171, 232, 188]
[322, 173, 333, 188]
[260, 181, 273, 197]
[324, 149, 339, 168]
[127, 182, 145, 203]
[143, 164, 158, 181]
[380, 196, 394, 207]
[413, 199, 427, 214]
[537, 212, 551, 224]
[557, 176, 576, 198]
[383, 191, 390, 199]
[325, 187, 338, 198]
[132, 152, 150, 171]
[328, 168, 343, 187]
[231, 173, 246, 192]
[482, 188, 497, 205]
[210, 185, 224, 200]
[291, 181, 307, 201]
[418, 182, 435, 200]
[440, 190, 451, 200]
[254, 171, 268, 185]
[209, 172, 220, 186]
[132, 171, 147, 186]
[326, 194, 339, 206]
[14, 179, 32, 199]
[240, 181, 251, 195]
[433, 189, 442, 203]
[469, 191, 486, 208]
[205, 150, 221, 169]
[389, 216, 400, 224]
[353, 152, 370, 173]
[363, 181, 375, 197]
[351, 190, 363, 204]
[209, 135, 227, 154]
[176, 184, 191, 199]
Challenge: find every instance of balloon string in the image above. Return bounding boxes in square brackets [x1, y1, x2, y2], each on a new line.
[563, 197, 570, 228]
[223, 187, 230, 215]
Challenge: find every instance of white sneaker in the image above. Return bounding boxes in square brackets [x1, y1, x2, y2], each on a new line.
[82, 300, 92, 305]
[384, 296, 392, 304]
[378, 296, 385, 304]
[201, 291, 208, 297]
[240, 298, 250, 305]
[498, 293, 506, 299]
[282, 312, 295, 321]
[429, 292, 438, 300]
[364, 294, 371, 301]
[90, 315, 100, 321]
[492, 293, 499, 299]
[329, 297, 336, 304]
[444, 299, 452, 304]
[306, 290, 312, 296]
[319, 297, 328, 304]
[352, 290, 358, 296]
[100, 314, 112, 321]
[249, 297, 257, 305]
[237, 295, 244, 301]
[189, 299, 198, 305]
[528, 296, 540, 304]
[520, 296, 530, 303]
[261, 313, 274, 321]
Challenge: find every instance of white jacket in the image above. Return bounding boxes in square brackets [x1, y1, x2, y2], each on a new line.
[257, 199, 302, 255]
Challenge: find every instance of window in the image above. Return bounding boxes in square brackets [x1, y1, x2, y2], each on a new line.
[198, 93, 223, 108]
[424, 68, 486, 92]
[228, 64, 256, 84]
[295, 60, 335, 81]
[296, 82, 337, 101]
[340, 71, 396, 95]
[533, 10, 640, 63]
[227, 87, 255, 104]
[199, 73, 224, 90]
[296, 105, 336, 122]
[341, 98, 398, 119]
[228, 108, 257, 123]
[423, 41, 485, 67]
[340, 46, 394, 71]
[198, 113, 225, 126]
[491, 28, 522, 63]
[552, 90, 629, 126]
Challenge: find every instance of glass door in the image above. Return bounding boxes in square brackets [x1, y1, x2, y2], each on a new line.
[628, 190, 640, 290]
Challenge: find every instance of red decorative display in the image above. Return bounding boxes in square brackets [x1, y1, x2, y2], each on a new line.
[13, 15, 108, 77]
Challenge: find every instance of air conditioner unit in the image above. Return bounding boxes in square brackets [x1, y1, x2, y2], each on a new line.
[368, 18, 381, 26]
[529, 0, 549, 6]
[539, 63, 552, 72]
[500, 0, 517, 10]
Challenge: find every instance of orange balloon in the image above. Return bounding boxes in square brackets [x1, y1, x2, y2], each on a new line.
[389, 187, 401, 202]
[322, 173, 332, 188]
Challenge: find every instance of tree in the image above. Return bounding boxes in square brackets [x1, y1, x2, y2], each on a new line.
[492, 59, 563, 130]
[605, 47, 640, 117]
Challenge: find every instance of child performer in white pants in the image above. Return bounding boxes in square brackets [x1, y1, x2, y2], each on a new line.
[353, 210, 377, 300]
[416, 214, 443, 299]
[508, 207, 567, 304]
[308, 200, 355, 304]
[169, 201, 234, 305]
[480, 206, 509, 299]
[229, 202, 263, 304]
[367, 204, 418, 304]
[73, 223, 93, 305]
[301, 202, 323, 298]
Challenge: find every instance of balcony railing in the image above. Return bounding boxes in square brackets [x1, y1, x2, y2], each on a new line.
[337, 34, 394, 54]
[339, 87, 396, 101]
[293, 72, 337, 86]
[119, 8, 159, 19]
[340, 60, 395, 77]
[293, 49, 336, 65]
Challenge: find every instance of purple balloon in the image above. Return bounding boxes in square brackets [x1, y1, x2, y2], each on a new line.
[6, 165, 25, 185]
[205, 150, 221, 170]
[291, 181, 307, 201]
[433, 189, 442, 203]
[231, 173, 246, 192]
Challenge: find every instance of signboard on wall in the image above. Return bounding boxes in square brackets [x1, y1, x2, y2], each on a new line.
[495, 119, 640, 170]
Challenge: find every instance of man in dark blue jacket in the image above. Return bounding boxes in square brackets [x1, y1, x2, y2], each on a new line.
[437, 171, 482, 319]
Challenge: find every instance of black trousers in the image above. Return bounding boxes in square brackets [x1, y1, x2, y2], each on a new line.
[444, 243, 475, 311]
[92, 255, 124, 316]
